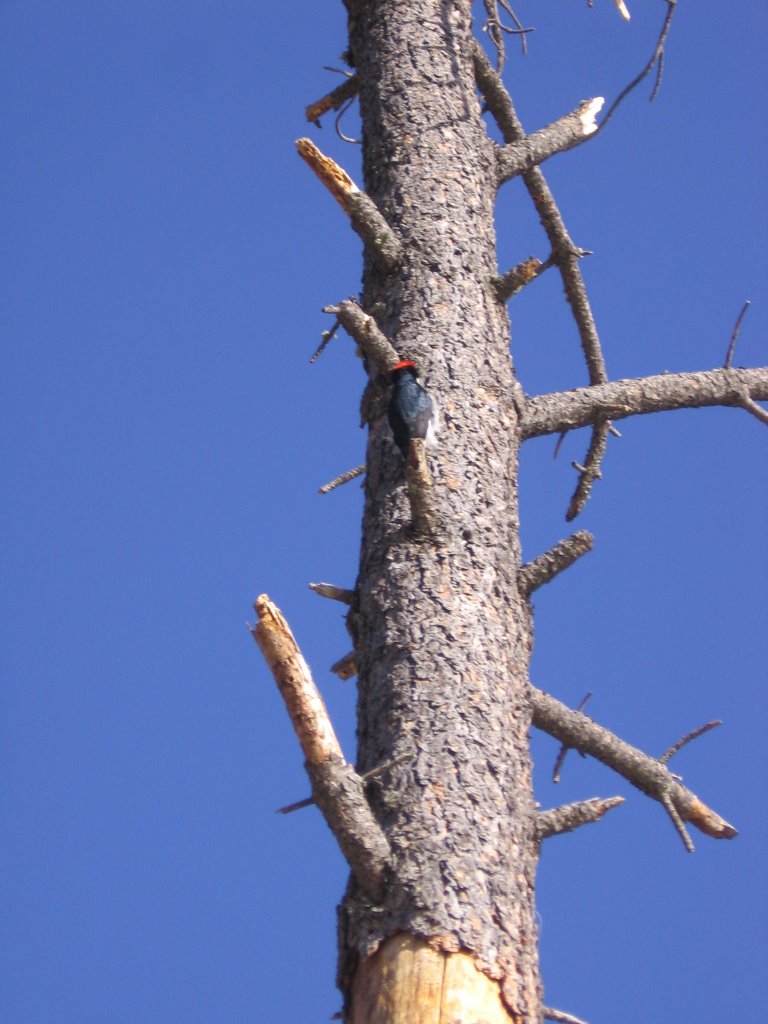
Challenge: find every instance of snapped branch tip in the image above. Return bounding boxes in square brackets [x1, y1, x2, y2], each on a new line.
[579, 97, 604, 135]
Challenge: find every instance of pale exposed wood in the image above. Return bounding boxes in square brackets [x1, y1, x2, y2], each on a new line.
[496, 98, 604, 183]
[251, 594, 341, 765]
[295, 136, 359, 210]
[349, 934, 517, 1024]
[441, 952, 518, 1023]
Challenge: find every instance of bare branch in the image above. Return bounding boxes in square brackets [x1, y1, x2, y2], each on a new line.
[346, 191, 402, 271]
[296, 138, 401, 270]
[522, 367, 768, 438]
[250, 595, 390, 898]
[724, 300, 751, 369]
[495, 98, 604, 184]
[530, 687, 738, 846]
[552, 691, 592, 783]
[473, 42, 607, 385]
[473, 42, 614, 507]
[319, 464, 366, 495]
[309, 582, 355, 605]
[600, 1, 679, 132]
[324, 298, 400, 374]
[566, 419, 610, 521]
[535, 796, 624, 841]
[659, 720, 722, 765]
[518, 530, 594, 596]
[659, 790, 694, 853]
[305, 73, 359, 126]
[308, 756, 391, 899]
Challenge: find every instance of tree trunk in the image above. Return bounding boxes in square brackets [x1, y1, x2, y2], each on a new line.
[341, 1, 540, 1019]
[252, 2, 763, 1019]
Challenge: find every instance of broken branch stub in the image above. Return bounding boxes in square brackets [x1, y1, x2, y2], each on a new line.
[252, 594, 341, 765]
[251, 595, 390, 899]
[296, 138, 401, 270]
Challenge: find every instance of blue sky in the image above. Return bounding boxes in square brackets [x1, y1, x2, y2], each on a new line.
[2, 2, 766, 1022]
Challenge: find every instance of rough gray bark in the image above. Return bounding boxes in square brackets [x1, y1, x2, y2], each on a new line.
[340, 0, 540, 1016]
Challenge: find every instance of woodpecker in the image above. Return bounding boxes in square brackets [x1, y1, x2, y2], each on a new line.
[387, 360, 439, 459]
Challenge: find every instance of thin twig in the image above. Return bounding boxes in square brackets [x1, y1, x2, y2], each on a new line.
[543, 1006, 589, 1024]
[334, 97, 360, 144]
[660, 789, 695, 852]
[324, 298, 400, 374]
[359, 752, 411, 785]
[310, 318, 340, 363]
[276, 795, 314, 815]
[566, 419, 610, 521]
[553, 692, 592, 782]
[659, 720, 722, 765]
[741, 395, 768, 426]
[600, 1, 679, 133]
[319, 465, 366, 495]
[276, 754, 410, 816]
[535, 796, 624, 841]
[483, 0, 534, 68]
[724, 300, 751, 369]
[305, 72, 359, 126]
[309, 582, 355, 605]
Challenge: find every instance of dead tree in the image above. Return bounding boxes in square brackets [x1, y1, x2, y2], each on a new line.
[252, 3, 766, 1021]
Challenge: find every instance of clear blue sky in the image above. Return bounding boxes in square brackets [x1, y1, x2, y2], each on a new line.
[2, 2, 766, 1022]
